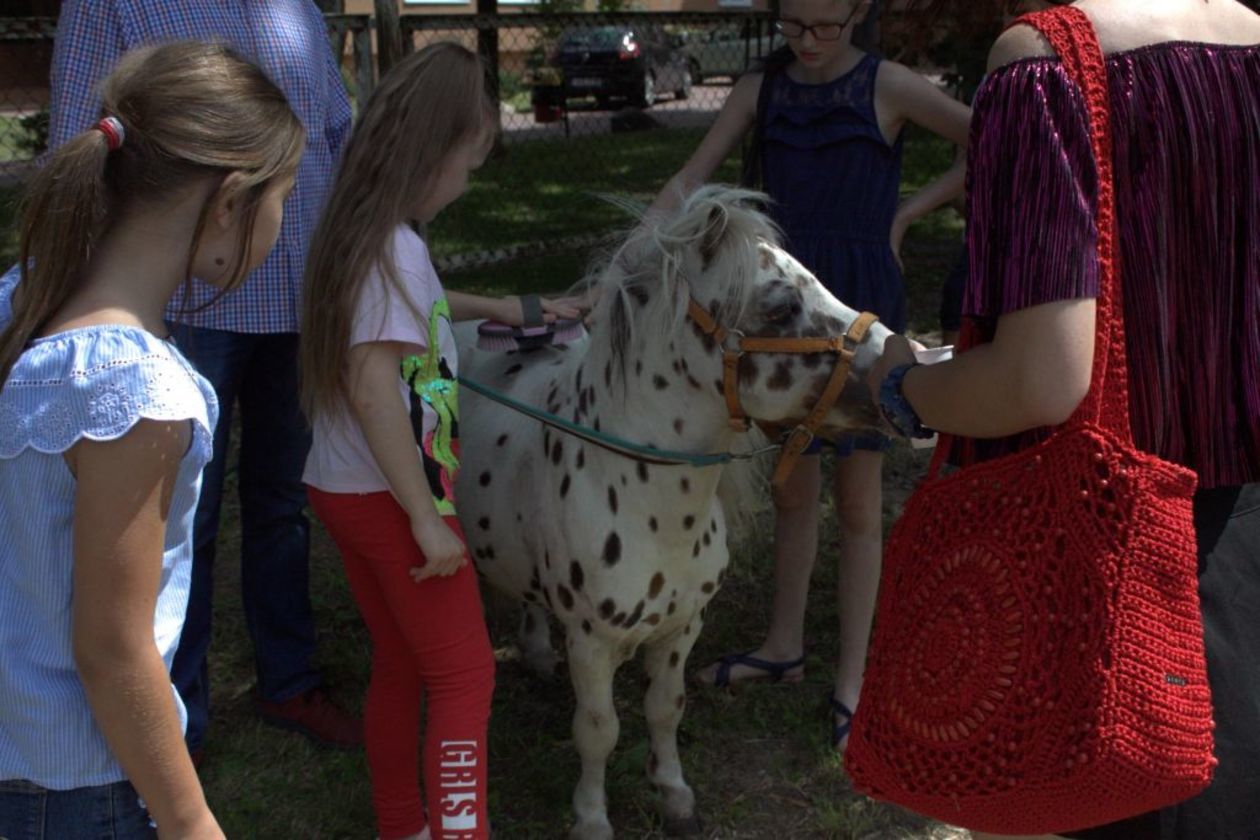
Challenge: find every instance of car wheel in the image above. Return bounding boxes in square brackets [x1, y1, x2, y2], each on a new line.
[632, 71, 656, 108]
[676, 69, 692, 100]
[688, 58, 702, 85]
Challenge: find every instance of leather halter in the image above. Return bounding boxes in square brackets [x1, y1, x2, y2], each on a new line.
[687, 298, 879, 489]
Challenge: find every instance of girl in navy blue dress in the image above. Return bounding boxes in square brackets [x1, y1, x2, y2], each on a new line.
[651, 0, 970, 752]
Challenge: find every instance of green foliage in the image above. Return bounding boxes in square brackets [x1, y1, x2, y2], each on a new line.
[17, 109, 49, 158]
[889, 8, 1002, 101]
[498, 69, 532, 113]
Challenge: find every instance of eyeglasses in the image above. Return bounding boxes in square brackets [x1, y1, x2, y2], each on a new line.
[774, 4, 863, 41]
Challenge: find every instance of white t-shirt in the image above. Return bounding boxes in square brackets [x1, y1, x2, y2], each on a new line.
[303, 225, 460, 514]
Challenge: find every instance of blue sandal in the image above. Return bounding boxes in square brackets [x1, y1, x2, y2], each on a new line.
[708, 651, 806, 688]
[828, 694, 855, 748]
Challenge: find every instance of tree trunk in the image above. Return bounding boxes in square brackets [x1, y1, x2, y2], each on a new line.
[477, 0, 501, 114]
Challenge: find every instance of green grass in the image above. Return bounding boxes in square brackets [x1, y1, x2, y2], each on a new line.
[0, 128, 969, 838]
[437, 125, 962, 338]
[429, 127, 743, 260]
[200, 450, 970, 839]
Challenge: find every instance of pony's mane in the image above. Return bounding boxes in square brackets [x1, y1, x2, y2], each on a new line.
[573, 186, 778, 538]
[580, 185, 781, 393]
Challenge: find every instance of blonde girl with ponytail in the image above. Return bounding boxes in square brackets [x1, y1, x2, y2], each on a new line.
[0, 41, 303, 840]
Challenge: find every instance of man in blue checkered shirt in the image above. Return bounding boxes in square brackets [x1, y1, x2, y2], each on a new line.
[50, 0, 361, 758]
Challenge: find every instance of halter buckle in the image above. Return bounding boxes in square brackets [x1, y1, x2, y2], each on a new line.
[783, 424, 815, 453]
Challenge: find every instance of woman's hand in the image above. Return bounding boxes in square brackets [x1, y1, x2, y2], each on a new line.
[409, 516, 467, 582]
[867, 333, 920, 402]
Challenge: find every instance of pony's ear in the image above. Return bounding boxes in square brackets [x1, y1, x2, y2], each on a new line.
[699, 204, 729, 271]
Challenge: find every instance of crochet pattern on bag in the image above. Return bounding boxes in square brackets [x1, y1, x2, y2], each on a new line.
[845, 423, 1214, 834]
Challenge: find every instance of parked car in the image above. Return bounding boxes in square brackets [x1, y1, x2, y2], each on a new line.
[555, 25, 691, 108]
[679, 23, 780, 84]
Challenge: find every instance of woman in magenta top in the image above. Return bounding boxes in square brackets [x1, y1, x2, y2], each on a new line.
[870, 1, 1260, 838]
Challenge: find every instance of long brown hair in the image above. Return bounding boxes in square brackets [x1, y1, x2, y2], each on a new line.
[301, 42, 495, 421]
[0, 41, 305, 387]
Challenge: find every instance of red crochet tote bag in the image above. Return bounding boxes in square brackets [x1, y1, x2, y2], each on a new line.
[844, 7, 1216, 835]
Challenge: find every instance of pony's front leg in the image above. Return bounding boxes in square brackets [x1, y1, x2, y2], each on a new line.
[643, 620, 704, 836]
[565, 628, 622, 840]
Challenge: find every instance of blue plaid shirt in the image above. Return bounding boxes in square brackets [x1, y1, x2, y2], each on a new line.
[50, 0, 353, 333]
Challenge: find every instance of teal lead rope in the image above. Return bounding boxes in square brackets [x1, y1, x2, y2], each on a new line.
[457, 375, 780, 468]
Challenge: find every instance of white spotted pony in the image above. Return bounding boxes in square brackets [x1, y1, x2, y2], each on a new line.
[454, 186, 892, 839]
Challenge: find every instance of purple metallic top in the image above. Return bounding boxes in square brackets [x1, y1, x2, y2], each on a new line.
[961, 42, 1260, 489]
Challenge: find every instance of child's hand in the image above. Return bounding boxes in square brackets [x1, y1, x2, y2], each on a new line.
[501, 295, 583, 324]
[409, 517, 467, 582]
[545, 295, 591, 319]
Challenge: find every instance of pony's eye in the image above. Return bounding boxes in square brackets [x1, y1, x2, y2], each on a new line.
[765, 305, 793, 324]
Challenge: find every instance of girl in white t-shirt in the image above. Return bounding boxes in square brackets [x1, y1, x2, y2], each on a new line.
[299, 43, 578, 840]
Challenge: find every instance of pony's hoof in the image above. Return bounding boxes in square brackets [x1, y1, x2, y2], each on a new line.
[663, 813, 703, 836]
[569, 819, 613, 840]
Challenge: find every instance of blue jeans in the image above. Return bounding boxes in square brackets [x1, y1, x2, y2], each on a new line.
[0, 779, 154, 839]
[169, 326, 319, 751]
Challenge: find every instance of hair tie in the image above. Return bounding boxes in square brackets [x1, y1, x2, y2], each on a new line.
[96, 116, 125, 151]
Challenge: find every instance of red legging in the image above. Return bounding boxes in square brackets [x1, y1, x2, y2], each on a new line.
[308, 488, 494, 840]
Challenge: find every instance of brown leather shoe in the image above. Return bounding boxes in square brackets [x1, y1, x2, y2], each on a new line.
[255, 688, 363, 749]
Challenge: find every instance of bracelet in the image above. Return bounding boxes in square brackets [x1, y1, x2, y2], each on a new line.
[879, 363, 933, 439]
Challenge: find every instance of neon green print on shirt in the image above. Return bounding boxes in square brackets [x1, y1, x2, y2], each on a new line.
[400, 297, 460, 516]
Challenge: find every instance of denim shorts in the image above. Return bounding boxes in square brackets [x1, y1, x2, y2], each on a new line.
[804, 430, 893, 457]
[0, 779, 154, 840]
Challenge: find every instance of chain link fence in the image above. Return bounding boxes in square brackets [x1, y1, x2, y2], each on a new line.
[0, 17, 55, 186]
[0, 11, 773, 271]
[397, 12, 774, 270]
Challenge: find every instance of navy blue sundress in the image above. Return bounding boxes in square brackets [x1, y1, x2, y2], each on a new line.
[761, 52, 906, 333]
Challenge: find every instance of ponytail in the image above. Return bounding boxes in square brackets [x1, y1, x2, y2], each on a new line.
[0, 127, 114, 385]
[0, 41, 304, 392]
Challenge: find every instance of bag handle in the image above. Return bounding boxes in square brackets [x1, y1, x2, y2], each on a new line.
[926, 5, 1132, 481]
[1021, 6, 1132, 440]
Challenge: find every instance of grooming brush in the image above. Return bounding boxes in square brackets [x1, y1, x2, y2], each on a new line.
[476, 294, 586, 352]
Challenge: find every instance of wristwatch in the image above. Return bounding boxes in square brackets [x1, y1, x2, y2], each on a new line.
[879, 363, 933, 439]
